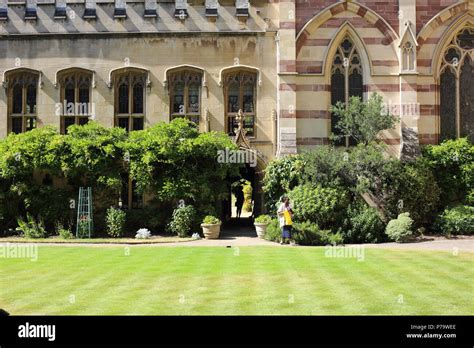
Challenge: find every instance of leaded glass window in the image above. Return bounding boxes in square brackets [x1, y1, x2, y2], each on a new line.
[58, 69, 93, 134]
[224, 71, 257, 136]
[331, 36, 363, 146]
[114, 70, 146, 132]
[7, 70, 39, 134]
[168, 69, 202, 125]
[439, 28, 474, 142]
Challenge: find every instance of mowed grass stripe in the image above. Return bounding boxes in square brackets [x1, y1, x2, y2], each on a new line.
[0, 246, 472, 315]
[1, 247, 107, 314]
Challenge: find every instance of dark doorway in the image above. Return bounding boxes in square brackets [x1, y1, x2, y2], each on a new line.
[221, 163, 263, 230]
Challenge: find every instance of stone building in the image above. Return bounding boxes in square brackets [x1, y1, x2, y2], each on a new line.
[0, 0, 473, 212]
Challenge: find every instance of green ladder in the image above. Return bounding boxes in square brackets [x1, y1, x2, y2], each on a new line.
[76, 187, 93, 238]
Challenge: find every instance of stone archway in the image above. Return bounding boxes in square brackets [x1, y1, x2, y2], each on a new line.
[221, 110, 268, 226]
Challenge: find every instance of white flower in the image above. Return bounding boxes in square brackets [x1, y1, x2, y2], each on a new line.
[135, 228, 151, 239]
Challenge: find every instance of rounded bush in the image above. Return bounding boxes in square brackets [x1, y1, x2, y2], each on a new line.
[288, 184, 349, 230]
[385, 212, 414, 243]
[169, 205, 196, 237]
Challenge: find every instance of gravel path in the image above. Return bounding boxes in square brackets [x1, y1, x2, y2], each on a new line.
[2, 227, 473, 251]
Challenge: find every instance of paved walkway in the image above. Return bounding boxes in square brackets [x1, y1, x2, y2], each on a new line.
[4, 221, 474, 251]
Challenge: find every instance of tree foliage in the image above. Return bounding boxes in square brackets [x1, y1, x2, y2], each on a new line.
[330, 93, 399, 145]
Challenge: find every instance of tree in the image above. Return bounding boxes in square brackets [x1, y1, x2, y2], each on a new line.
[330, 93, 399, 145]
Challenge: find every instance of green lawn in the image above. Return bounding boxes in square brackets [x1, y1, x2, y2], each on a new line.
[0, 246, 472, 315]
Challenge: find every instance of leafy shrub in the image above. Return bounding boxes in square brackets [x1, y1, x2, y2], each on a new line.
[202, 215, 221, 224]
[16, 214, 47, 239]
[434, 206, 474, 236]
[380, 158, 440, 225]
[135, 228, 152, 239]
[423, 138, 474, 205]
[299, 146, 347, 188]
[262, 155, 304, 211]
[385, 213, 414, 243]
[330, 93, 398, 145]
[56, 223, 74, 239]
[343, 201, 386, 243]
[292, 221, 343, 246]
[106, 207, 126, 238]
[264, 219, 281, 242]
[255, 215, 272, 224]
[288, 184, 349, 230]
[169, 205, 196, 237]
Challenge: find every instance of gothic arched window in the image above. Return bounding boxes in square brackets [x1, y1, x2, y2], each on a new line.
[7, 69, 39, 134]
[439, 28, 474, 142]
[331, 36, 363, 146]
[113, 69, 146, 132]
[223, 70, 257, 136]
[58, 69, 92, 134]
[168, 69, 202, 124]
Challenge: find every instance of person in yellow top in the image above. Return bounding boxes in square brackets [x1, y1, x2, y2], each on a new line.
[277, 195, 294, 245]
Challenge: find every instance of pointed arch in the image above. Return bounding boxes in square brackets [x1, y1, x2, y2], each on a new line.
[437, 23, 474, 142]
[323, 22, 372, 81]
[417, 1, 471, 46]
[296, 1, 398, 56]
[432, 13, 474, 78]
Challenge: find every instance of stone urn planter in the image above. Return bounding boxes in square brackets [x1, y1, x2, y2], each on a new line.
[254, 215, 272, 239]
[254, 223, 268, 239]
[201, 216, 222, 239]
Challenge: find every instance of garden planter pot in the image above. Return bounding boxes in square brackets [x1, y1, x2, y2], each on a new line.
[254, 223, 268, 239]
[201, 223, 221, 239]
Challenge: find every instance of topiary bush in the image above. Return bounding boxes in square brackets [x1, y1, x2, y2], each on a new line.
[342, 201, 386, 243]
[169, 205, 196, 237]
[385, 212, 414, 243]
[434, 205, 474, 236]
[106, 207, 126, 238]
[288, 184, 349, 230]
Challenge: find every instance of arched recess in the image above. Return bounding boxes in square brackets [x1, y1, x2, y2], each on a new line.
[323, 22, 372, 82]
[2, 67, 42, 89]
[163, 64, 206, 89]
[164, 65, 206, 124]
[296, 1, 399, 57]
[218, 65, 262, 87]
[54, 67, 96, 88]
[107, 66, 151, 89]
[326, 26, 369, 146]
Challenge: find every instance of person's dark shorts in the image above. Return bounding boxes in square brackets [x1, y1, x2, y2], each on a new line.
[281, 225, 292, 238]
